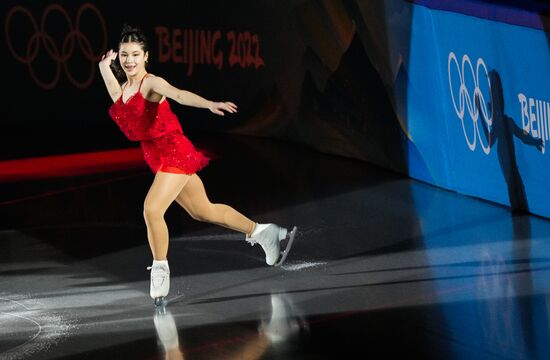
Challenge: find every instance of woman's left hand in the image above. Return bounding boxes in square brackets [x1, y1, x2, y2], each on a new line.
[209, 101, 238, 116]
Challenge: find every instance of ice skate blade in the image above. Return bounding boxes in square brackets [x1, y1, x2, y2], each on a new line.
[155, 303, 167, 315]
[154, 297, 167, 307]
[274, 226, 297, 267]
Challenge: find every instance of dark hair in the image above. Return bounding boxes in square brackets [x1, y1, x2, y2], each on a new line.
[110, 24, 149, 82]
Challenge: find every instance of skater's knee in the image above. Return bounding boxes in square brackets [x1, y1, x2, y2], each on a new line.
[143, 201, 166, 220]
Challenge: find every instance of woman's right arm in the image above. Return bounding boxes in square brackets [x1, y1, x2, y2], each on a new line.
[98, 50, 122, 103]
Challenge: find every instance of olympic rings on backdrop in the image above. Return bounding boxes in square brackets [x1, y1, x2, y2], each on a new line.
[448, 52, 493, 155]
[5, 3, 107, 89]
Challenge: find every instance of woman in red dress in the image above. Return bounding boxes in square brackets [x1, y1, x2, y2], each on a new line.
[99, 25, 296, 306]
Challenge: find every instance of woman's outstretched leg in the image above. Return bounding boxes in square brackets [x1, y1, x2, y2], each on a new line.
[174, 174, 255, 235]
[174, 174, 296, 266]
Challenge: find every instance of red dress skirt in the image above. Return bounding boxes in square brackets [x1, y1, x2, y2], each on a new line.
[140, 130, 209, 174]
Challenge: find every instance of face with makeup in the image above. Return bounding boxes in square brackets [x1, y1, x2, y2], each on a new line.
[118, 42, 149, 78]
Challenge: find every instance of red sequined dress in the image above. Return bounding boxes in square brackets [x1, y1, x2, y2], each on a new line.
[108, 74, 209, 174]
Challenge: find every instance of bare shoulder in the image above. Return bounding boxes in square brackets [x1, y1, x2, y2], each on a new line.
[142, 74, 167, 102]
[143, 75, 181, 100]
[143, 74, 164, 84]
[142, 74, 167, 91]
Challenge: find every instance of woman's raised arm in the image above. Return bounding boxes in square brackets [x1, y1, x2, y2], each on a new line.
[98, 49, 122, 103]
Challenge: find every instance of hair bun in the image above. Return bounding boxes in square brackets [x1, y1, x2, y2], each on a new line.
[121, 24, 139, 36]
[118, 24, 148, 52]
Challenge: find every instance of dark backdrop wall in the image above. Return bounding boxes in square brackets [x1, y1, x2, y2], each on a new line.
[5, 0, 549, 218]
[2, 0, 403, 173]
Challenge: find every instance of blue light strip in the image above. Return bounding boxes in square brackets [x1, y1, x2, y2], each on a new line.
[406, 0, 550, 30]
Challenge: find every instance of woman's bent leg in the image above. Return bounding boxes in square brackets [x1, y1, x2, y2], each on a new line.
[144, 171, 191, 260]
[174, 174, 255, 235]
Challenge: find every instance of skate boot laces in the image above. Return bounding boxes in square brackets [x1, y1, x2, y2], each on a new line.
[147, 264, 170, 289]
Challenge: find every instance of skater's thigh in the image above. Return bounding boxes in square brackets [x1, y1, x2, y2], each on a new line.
[174, 174, 211, 214]
[145, 171, 191, 213]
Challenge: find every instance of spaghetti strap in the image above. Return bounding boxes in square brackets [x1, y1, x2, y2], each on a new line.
[138, 73, 150, 91]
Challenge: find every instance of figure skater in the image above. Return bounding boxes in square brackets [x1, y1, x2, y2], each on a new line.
[98, 25, 296, 306]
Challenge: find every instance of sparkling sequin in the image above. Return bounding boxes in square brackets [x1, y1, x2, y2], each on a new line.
[141, 131, 209, 174]
[109, 91, 209, 174]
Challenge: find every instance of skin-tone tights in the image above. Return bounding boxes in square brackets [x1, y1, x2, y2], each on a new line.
[143, 172, 256, 260]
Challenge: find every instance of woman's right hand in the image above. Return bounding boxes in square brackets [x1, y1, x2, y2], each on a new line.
[99, 49, 117, 67]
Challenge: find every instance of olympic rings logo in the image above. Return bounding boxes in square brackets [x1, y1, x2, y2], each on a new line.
[5, 3, 107, 89]
[448, 52, 493, 155]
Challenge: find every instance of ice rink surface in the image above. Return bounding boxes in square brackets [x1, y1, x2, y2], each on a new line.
[1, 135, 549, 359]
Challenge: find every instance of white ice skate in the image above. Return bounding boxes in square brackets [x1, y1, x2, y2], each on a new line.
[246, 224, 298, 266]
[147, 261, 170, 306]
